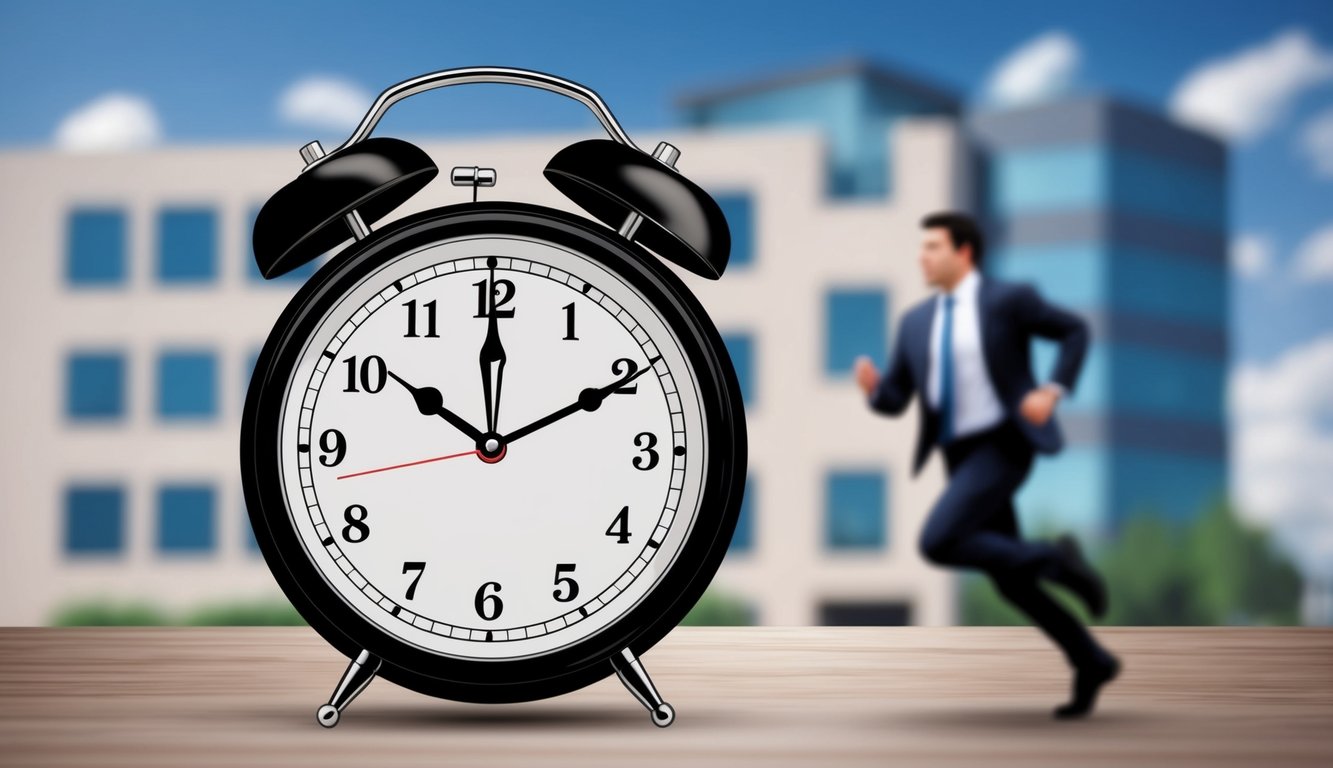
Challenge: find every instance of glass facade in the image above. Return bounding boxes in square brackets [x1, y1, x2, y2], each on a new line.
[67, 209, 126, 286]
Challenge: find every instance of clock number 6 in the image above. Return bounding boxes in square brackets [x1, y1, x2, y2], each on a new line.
[553, 563, 580, 603]
[401, 561, 425, 600]
[475, 581, 503, 621]
[633, 432, 659, 471]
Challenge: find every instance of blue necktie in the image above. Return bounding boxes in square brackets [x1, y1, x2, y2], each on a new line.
[939, 295, 956, 444]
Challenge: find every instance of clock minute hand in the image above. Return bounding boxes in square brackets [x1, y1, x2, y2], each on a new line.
[386, 369, 484, 442]
[503, 356, 660, 445]
[479, 259, 507, 434]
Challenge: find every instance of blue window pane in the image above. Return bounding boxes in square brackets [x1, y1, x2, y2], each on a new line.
[67, 209, 126, 285]
[246, 205, 316, 282]
[65, 486, 125, 554]
[825, 288, 888, 375]
[66, 352, 126, 419]
[729, 474, 756, 554]
[721, 332, 756, 406]
[157, 350, 217, 419]
[715, 193, 754, 267]
[157, 484, 215, 553]
[158, 208, 216, 283]
[826, 471, 887, 550]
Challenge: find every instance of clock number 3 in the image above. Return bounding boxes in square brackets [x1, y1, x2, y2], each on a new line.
[633, 432, 659, 471]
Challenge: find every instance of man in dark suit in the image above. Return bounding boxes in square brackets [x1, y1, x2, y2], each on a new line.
[854, 211, 1120, 719]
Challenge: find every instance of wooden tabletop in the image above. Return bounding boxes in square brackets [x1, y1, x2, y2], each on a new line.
[1, 627, 1330, 767]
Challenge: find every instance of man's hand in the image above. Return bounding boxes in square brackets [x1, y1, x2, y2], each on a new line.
[1020, 384, 1062, 426]
[854, 355, 880, 398]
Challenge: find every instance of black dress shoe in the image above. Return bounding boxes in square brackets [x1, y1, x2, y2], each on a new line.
[1050, 535, 1108, 618]
[1055, 653, 1121, 719]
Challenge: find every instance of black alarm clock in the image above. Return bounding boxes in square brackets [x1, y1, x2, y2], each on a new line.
[240, 67, 746, 728]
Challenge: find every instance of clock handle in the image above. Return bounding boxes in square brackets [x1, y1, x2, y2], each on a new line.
[611, 647, 676, 728]
[315, 649, 382, 728]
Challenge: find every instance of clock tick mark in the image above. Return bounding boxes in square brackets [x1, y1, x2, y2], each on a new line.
[580, 282, 591, 294]
[392, 279, 403, 292]
[320, 536, 333, 547]
[673, 445, 685, 456]
[485, 630, 494, 642]
[486, 256, 497, 269]
[578, 606, 588, 618]
[298, 444, 310, 453]
[391, 605, 402, 617]
[648, 539, 661, 549]
[321, 350, 335, 360]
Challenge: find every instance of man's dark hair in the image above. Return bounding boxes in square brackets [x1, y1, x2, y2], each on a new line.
[921, 211, 985, 267]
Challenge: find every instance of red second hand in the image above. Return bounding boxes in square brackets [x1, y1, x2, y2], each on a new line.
[336, 449, 481, 480]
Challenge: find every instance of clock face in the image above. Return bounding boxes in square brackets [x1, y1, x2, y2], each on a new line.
[276, 233, 707, 660]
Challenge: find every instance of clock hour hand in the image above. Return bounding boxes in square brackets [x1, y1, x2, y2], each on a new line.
[479, 257, 507, 434]
[386, 369, 484, 442]
[503, 356, 660, 444]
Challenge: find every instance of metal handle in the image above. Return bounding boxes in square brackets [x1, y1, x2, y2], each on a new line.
[333, 66, 640, 155]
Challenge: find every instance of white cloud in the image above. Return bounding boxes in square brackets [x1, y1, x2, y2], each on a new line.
[1292, 224, 1333, 281]
[54, 92, 161, 152]
[279, 75, 372, 132]
[1231, 233, 1274, 278]
[1299, 107, 1333, 178]
[1231, 334, 1333, 578]
[984, 30, 1080, 107]
[1170, 29, 1333, 143]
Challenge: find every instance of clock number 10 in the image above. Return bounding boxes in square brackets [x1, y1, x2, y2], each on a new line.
[342, 356, 386, 393]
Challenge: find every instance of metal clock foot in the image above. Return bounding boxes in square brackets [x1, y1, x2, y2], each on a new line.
[611, 647, 675, 727]
[316, 649, 382, 728]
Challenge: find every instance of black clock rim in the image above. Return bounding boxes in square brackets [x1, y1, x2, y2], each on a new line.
[240, 201, 747, 704]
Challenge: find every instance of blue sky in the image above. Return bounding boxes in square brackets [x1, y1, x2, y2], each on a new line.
[3, 0, 1333, 576]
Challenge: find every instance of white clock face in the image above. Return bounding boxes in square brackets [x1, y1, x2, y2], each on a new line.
[277, 233, 707, 660]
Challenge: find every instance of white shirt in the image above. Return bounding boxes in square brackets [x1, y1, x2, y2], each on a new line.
[926, 269, 1005, 439]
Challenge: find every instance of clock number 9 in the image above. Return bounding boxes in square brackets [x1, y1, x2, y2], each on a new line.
[341, 504, 370, 543]
[552, 563, 580, 603]
[475, 581, 503, 621]
[318, 429, 345, 467]
[342, 355, 386, 394]
[633, 432, 659, 471]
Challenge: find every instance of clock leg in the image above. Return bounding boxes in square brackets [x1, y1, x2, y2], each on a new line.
[315, 649, 382, 728]
[610, 647, 675, 727]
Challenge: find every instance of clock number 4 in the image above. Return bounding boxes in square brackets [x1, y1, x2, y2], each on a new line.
[342, 355, 386, 393]
[606, 506, 631, 544]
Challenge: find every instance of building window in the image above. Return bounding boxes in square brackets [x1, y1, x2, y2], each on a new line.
[714, 193, 754, 267]
[721, 332, 756, 406]
[157, 484, 215, 553]
[825, 470, 887, 550]
[157, 350, 217, 419]
[157, 207, 216, 283]
[728, 474, 756, 555]
[825, 288, 887, 376]
[247, 205, 316, 282]
[820, 601, 912, 626]
[64, 485, 125, 555]
[67, 209, 127, 286]
[66, 351, 126, 420]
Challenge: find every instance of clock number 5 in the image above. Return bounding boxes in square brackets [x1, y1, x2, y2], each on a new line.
[633, 432, 659, 471]
[552, 563, 580, 603]
[401, 561, 425, 600]
[475, 582, 503, 621]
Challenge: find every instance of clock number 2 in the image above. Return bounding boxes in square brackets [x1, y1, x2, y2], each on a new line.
[475, 582, 503, 621]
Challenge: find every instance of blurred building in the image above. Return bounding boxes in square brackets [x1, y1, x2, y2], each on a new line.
[0, 60, 1228, 627]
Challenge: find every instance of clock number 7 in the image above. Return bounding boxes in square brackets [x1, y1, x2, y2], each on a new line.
[401, 561, 425, 600]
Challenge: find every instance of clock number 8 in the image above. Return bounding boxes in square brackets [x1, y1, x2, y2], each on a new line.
[341, 504, 370, 543]
[475, 581, 503, 621]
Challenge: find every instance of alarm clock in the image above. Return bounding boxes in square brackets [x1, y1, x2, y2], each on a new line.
[240, 67, 747, 728]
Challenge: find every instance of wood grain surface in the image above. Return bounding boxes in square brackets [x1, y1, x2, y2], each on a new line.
[1, 627, 1330, 767]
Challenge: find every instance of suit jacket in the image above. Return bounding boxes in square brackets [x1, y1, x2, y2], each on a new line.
[869, 276, 1090, 477]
